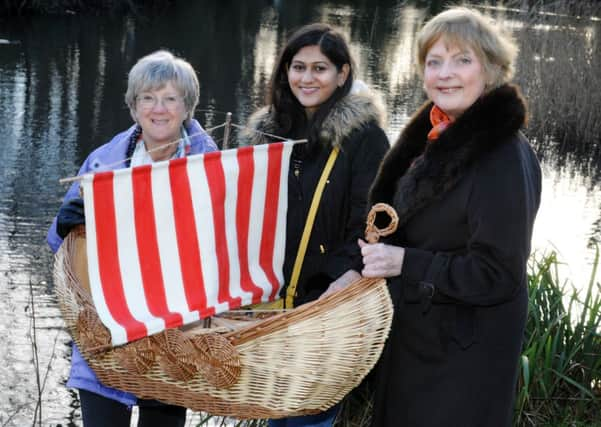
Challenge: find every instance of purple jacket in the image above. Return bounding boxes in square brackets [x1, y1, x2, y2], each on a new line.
[47, 120, 217, 406]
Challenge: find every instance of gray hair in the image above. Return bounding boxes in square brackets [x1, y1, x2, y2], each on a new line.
[125, 50, 199, 124]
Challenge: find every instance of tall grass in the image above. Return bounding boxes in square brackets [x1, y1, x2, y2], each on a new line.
[511, 0, 601, 178]
[516, 248, 601, 426]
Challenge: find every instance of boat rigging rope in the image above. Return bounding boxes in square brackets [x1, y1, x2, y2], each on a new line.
[58, 118, 306, 184]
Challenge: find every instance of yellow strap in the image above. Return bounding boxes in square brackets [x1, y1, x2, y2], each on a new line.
[247, 298, 283, 310]
[285, 146, 340, 309]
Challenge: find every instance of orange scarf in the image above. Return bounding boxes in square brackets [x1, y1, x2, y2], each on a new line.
[427, 105, 454, 141]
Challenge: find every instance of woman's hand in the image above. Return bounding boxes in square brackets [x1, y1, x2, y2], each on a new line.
[321, 269, 362, 297]
[358, 238, 405, 278]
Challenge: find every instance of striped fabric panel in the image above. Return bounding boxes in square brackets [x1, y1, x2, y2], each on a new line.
[82, 141, 292, 345]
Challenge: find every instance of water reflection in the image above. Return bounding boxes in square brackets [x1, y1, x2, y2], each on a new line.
[0, 1, 600, 425]
[533, 163, 601, 287]
[251, 9, 279, 107]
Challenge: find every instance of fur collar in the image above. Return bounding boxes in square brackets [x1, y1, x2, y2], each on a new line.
[369, 84, 527, 227]
[241, 88, 386, 148]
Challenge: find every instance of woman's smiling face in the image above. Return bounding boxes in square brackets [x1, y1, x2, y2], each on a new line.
[134, 81, 187, 148]
[423, 37, 487, 120]
[287, 45, 349, 115]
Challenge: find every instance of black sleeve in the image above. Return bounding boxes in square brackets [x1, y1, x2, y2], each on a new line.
[400, 138, 542, 306]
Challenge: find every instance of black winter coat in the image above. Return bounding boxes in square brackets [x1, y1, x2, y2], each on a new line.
[243, 90, 390, 306]
[368, 85, 541, 427]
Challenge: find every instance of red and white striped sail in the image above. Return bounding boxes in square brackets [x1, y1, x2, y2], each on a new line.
[81, 142, 293, 346]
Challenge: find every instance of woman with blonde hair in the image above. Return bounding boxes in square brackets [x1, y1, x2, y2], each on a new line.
[362, 7, 541, 426]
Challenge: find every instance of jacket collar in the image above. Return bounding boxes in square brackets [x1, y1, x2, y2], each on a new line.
[87, 119, 217, 173]
[369, 84, 527, 226]
[242, 88, 385, 148]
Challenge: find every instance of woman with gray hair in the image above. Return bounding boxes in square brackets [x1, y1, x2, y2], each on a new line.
[362, 7, 541, 426]
[47, 50, 217, 427]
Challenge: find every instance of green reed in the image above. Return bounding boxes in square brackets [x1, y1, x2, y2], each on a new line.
[516, 248, 601, 426]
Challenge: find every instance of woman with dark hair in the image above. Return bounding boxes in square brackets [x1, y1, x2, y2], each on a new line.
[361, 7, 542, 427]
[241, 23, 389, 427]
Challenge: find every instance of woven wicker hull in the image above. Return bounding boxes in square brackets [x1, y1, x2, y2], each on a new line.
[53, 229, 393, 419]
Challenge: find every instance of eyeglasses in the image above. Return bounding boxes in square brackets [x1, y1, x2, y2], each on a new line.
[136, 93, 184, 111]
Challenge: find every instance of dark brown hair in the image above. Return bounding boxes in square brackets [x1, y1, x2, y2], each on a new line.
[267, 23, 355, 147]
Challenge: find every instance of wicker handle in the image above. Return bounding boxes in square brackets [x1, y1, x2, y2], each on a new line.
[365, 203, 399, 243]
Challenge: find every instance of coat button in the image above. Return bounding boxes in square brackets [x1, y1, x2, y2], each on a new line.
[418, 282, 435, 299]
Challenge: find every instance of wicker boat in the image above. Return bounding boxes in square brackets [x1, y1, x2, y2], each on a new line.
[53, 225, 393, 419]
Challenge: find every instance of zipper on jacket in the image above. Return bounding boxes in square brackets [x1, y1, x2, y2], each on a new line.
[292, 157, 303, 200]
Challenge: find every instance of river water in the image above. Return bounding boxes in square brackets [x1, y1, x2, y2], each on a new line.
[0, 1, 599, 425]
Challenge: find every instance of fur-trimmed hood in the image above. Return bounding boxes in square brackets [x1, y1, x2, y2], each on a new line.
[369, 84, 527, 227]
[240, 85, 386, 148]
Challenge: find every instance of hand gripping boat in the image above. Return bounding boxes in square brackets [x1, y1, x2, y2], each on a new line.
[53, 193, 397, 418]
